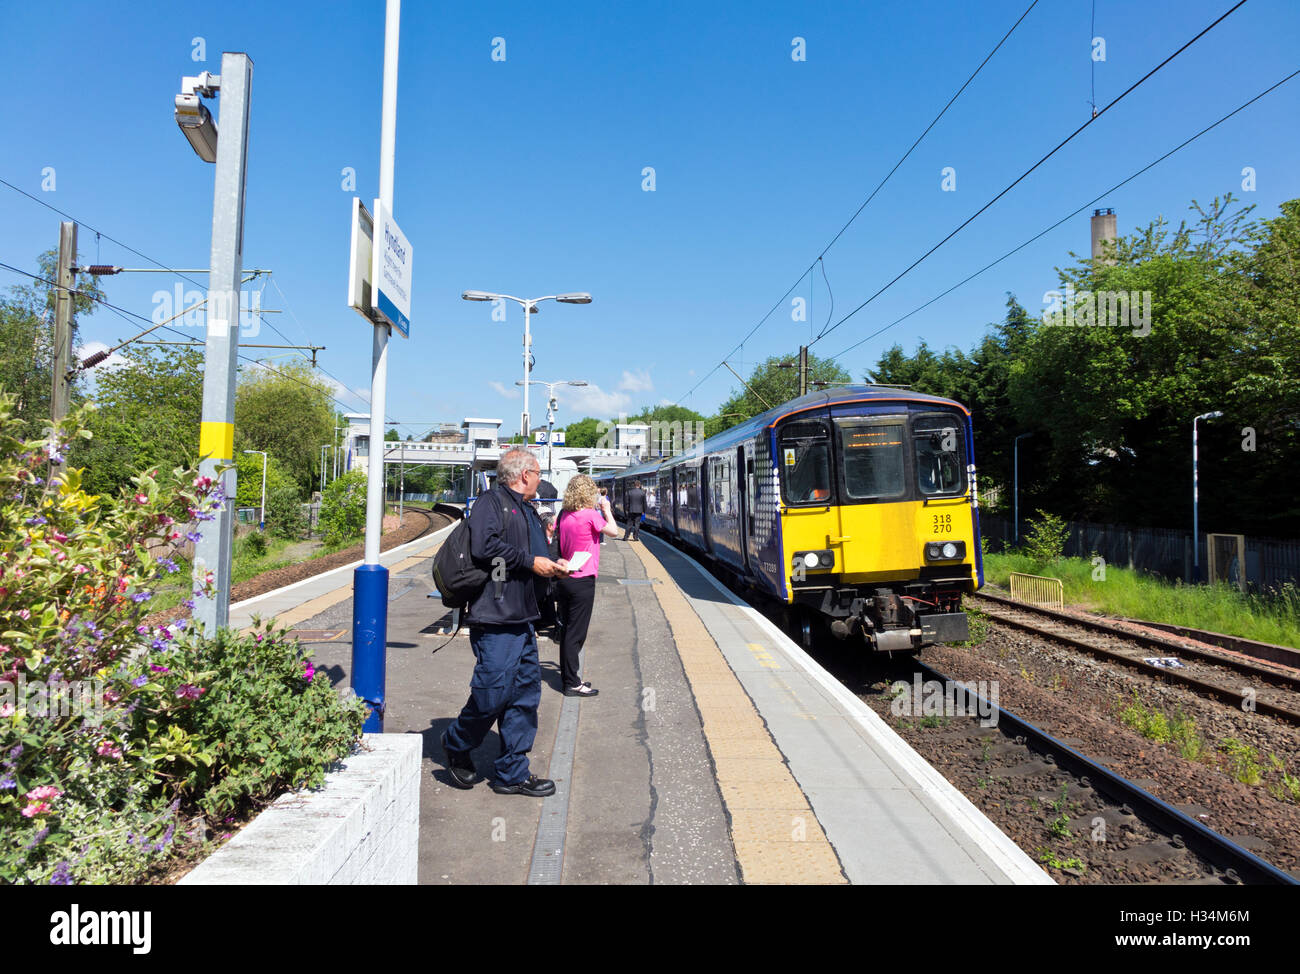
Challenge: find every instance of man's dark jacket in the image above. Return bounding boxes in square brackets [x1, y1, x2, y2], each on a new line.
[626, 487, 647, 515]
[466, 484, 542, 626]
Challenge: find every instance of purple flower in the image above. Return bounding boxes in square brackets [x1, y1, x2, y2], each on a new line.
[130, 591, 152, 603]
[158, 558, 179, 574]
[24, 515, 47, 526]
[149, 664, 170, 674]
[49, 860, 72, 885]
[131, 675, 148, 688]
[26, 827, 49, 849]
[150, 639, 168, 651]
[303, 660, 316, 682]
[175, 684, 204, 700]
[182, 599, 195, 611]
[0, 775, 15, 791]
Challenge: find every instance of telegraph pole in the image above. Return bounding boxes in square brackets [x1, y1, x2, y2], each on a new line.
[50, 221, 78, 426]
[192, 52, 254, 636]
[798, 344, 808, 396]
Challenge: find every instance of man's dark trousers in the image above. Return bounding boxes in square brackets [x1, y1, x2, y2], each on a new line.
[624, 514, 641, 541]
[444, 623, 541, 785]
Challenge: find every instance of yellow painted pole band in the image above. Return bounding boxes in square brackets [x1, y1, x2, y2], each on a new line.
[199, 421, 235, 460]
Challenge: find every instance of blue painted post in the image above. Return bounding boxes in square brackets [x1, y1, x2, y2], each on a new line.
[352, 563, 389, 732]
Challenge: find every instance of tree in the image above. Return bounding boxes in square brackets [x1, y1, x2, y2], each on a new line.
[234, 451, 305, 539]
[0, 249, 105, 436]
[234, 359, 335, 498]
[564, 416, 603, 448]
[71, 346, 204, 498]
[384, 428, 400, 441]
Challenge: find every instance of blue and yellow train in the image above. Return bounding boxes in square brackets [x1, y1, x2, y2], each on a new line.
[597, 386, 982, 652]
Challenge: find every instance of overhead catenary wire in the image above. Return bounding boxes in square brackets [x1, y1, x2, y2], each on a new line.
[0, 260, 369, 416]
[674, 0, 1043, 405]
[810, 0, 1251, 350]
[826, 66, 1300, 363]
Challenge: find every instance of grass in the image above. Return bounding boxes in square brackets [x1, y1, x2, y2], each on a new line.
[147, 532, 355, 614]
[982, 551, 1300, 648]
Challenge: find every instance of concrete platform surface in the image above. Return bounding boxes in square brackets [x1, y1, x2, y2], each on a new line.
[271, 523, 1049, 885]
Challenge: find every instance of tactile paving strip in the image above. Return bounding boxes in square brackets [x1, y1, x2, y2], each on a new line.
[628, 542, 846, 884]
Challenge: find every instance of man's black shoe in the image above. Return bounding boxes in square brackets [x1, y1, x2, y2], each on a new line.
[442, 735, 483, 789]
[489, 774, 556, 797]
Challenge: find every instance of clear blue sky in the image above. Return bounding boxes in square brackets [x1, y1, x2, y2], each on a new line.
[3, 0, 1297, 439]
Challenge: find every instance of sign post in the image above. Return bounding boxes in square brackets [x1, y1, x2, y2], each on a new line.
[351, 0, 407, 734]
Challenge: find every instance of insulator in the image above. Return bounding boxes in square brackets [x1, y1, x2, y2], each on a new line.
[79, 349, 111, 369]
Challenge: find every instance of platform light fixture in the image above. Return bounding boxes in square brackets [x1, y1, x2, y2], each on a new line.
[174, 71, 221, 163]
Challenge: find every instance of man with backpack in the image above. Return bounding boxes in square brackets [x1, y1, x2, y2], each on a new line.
[440, 448, 569, 797]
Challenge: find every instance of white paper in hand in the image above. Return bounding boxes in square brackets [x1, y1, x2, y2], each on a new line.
[565, 550, 592, 572]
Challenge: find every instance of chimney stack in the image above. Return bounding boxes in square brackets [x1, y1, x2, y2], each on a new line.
[1091, 207, 1117, 263]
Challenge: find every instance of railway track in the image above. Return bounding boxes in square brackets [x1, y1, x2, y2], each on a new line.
[967, 591, 1300, 726]
[908, 658, 1298, 885]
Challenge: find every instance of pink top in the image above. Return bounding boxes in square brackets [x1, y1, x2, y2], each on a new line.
[558, 507, 606, 579]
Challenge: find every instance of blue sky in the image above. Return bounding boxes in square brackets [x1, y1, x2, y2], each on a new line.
[2, 0, 1297, 439]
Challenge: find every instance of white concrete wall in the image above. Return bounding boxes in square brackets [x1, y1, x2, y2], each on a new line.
[180, 733, 420, 885]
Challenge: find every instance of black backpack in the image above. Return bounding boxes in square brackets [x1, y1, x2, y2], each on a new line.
[432, 491, 508, 609]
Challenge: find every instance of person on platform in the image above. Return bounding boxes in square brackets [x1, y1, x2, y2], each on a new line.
[555, 474, 619, 697]
[441, 448, 569, 796]
[623, 479, 647, 541]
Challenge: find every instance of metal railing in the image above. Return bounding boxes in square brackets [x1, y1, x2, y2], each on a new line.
[1009, 571, 1064, 610]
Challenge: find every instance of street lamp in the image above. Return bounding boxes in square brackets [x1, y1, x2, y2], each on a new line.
[517, 378, 587, 477]
[1193, 410, 1224, 583]
[462, 290, 592, 439]
[320, 444, 331, 494]
[243, 450, 267, 531]
[1013, 432, 1034, 546]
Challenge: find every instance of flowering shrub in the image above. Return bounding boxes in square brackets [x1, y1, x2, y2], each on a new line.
[0, 398, 364, 884]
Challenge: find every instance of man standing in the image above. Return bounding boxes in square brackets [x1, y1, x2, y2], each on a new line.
[441, 448, 568, 796]
[623, 479, 647, 541]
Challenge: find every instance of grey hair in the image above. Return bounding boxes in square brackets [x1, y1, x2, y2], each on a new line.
[497, 447, 537, 488]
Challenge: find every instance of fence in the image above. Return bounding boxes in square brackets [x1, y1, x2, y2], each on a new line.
[1009, 572, 1064, 609]
[981, 514, 1300, 590]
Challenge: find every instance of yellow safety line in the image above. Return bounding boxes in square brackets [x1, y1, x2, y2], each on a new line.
[629, 543, 846, 884]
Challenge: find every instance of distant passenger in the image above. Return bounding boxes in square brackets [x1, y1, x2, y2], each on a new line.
[623, 480, 647, 541]
[556, 475, 620, 696]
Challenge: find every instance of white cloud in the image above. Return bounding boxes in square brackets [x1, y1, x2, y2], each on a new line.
[618, 369, 653, 393]
[565, 383, 631, 418]
[489, 380, 520, 400]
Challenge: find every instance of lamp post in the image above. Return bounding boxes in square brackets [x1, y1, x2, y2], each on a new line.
[242, 450, 267, 530]
[320, 444, 330, 494]
[176, 53, 254, 637]
[462, 290, 592, 439]
[1193, 410, 1223, 583]
[1013, 432, 1034, 546]
[517, 378, 587, 477]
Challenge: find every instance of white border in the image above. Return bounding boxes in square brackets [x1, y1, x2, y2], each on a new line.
[230, 521, 456, 613]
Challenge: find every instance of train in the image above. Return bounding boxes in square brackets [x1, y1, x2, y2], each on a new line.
[595, 385, 983, 653]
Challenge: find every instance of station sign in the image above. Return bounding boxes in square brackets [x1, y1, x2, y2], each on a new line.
[369, 198, 413, 338]
[346, 197, 373, 319]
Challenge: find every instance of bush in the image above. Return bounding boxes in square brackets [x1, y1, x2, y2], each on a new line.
[265, 483, 306, 540]
[1022, 509, 1069, 564]
[242, 530, 268, 557]
[0, 398, 363, 883]
[319, 469, 367, 547]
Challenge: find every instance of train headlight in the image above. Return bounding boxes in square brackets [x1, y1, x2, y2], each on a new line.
[793, 550, 834, 572]
[924, 540, 966, 562]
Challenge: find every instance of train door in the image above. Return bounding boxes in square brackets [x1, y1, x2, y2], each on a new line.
[737, 444, 752, 571]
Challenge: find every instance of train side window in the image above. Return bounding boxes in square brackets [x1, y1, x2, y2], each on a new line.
[836, 418, 906, 501]
[710, 457, 731, 515]
[746, 455, 755, 531]
[913, 414, 966, 496]
[779, 421, 832, 505]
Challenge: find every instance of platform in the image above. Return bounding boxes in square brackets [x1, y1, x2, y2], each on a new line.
[243, 524, 1051, 885]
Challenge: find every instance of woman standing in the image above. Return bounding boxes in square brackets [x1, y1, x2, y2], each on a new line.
[556, 475, 619, 697]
